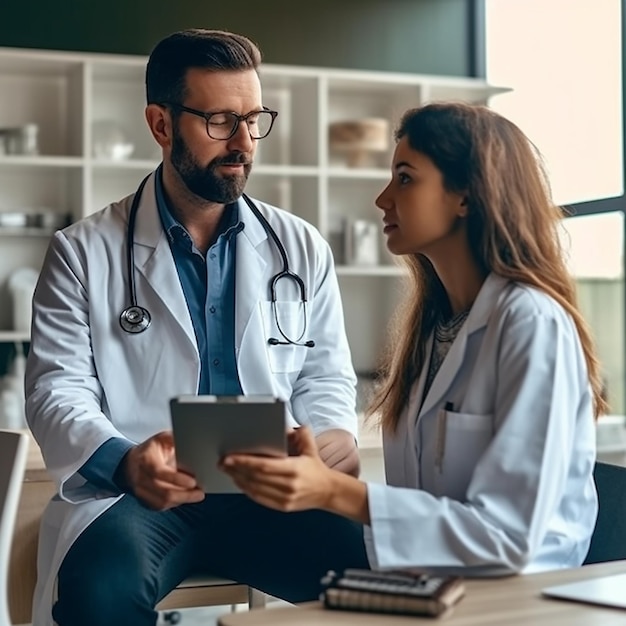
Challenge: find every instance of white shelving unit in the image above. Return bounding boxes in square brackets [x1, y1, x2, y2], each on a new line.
[0, 46, 508, 377]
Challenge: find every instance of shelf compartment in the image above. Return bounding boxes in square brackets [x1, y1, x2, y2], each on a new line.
[0, 53, 84, 157]
[326, 80, 421, 170]
[258, 73, 320, 167]
[326, 177, 394, 267]
[0, 236, 47, 331]
[89, 60, 157, 162]
[246, 174, 319, 228]
[339, 275, 405, 374]
[0, 166, 83, 223]
[89, 167, 153, 217]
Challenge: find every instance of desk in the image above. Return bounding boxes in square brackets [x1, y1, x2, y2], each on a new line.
[218, 560, 626, 626]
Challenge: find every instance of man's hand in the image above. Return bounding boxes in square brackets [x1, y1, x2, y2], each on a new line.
[117, 431, 205, 510]
[314, 428, 360, 477]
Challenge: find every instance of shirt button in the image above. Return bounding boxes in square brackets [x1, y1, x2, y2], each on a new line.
[209, 306, 216, 314]
[213, 359, 220, 366]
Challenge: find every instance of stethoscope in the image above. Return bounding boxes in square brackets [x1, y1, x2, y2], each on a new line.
[119, 174, 315, 348]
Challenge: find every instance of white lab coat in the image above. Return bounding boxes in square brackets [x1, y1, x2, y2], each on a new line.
[25, 171, 358, 626]
[364, 273, 598, 575]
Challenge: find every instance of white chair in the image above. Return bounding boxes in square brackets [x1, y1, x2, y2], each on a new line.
[0, 430, 29, 626]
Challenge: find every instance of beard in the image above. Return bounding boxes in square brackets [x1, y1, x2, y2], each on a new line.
[170, 130, 252, 204]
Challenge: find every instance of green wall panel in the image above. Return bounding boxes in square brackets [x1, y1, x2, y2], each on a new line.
[0, 0, 470, 76]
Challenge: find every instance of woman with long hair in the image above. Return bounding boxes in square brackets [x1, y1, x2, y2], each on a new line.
[222, 102, 602, 575]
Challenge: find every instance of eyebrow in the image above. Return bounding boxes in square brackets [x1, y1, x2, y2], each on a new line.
[394, 161, 418, 171]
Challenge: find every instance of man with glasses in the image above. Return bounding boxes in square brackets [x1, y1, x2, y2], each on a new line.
[25, 29, 369, 626]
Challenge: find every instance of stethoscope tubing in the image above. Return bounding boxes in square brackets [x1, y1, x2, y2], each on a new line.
[119, 174, 313, 347]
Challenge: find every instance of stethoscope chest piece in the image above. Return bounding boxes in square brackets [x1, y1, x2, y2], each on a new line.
[119, 305, 151, 334]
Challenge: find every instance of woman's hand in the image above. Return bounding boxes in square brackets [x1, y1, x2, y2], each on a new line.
[220, 426, 335, 512]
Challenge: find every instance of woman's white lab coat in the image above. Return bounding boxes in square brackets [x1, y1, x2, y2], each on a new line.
[25, 172, 358, 626]
[364, 273, 598, 575]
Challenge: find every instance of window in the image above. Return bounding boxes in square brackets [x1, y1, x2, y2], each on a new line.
[485, 0, 625, 413]
[485, 0, 622, 206]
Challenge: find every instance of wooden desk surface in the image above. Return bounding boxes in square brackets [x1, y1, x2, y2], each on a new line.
[219, 561, 626, 626]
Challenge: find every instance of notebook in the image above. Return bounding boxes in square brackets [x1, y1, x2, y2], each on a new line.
[320, 568, 465, 617]
[542, 572, 626, 610]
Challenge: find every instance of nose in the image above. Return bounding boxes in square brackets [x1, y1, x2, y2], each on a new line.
[375, 182, 392, 212]
[227, 119, 255, 153]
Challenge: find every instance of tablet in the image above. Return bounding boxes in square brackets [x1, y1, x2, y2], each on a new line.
[170, 395, 287, 493]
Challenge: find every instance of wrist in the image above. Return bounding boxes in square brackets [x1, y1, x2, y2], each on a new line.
[324, 469, 370, 525]
[113, 448, 134, 493]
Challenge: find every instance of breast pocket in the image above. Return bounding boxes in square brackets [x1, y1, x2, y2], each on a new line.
[438, 410, 494, 500]
[261, 301, 309, 373]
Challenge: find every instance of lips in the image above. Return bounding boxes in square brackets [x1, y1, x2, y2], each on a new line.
[383, 222, 398, 234]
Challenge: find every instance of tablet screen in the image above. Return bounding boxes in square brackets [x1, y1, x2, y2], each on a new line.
[170, 395, 287, 493]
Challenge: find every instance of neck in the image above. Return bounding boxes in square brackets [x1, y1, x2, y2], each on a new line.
[161, 162, 226, 253]
[426, 241, 487, 316]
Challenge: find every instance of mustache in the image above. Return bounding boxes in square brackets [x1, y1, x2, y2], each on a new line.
[211, 153, 252, 166]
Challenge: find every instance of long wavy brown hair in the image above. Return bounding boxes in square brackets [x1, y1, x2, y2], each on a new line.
[369, 102, 607, 433]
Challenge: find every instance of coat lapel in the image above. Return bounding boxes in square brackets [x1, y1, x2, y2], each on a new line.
[234, 196, 269, 345]
[416, 273, 510, 419]
[233, 196, 273, 394]
[130, 172, 197, 350]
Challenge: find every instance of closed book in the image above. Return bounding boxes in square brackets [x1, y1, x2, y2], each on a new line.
[320, 568, 465, 618]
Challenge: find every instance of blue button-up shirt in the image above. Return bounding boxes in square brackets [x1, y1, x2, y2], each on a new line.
[80, 168, 244, 491]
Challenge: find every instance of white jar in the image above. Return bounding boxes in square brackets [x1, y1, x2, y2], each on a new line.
[0, 387, 25, 430]
[7, 267, 39, 332]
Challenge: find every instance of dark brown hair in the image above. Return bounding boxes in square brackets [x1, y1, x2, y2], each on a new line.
[370, 102, 607, 432]
[146, 29, 262, 106]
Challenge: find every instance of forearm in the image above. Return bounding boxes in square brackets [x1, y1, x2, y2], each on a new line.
[325, 470, 370, 525]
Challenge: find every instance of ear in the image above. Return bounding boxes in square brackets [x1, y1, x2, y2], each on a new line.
[145, 104, 172, 150]
[458, 195, 469, 217]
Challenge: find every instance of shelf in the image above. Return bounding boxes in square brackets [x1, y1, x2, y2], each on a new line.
[90, 158, 160, 170]
[0, 44, 508, 369]
[0, 330, 30, 342]
[0, 155, 83, 167]
[336, 265, 404, 277]
[327, 167, 391, 180]
[0, 227, 59, 237]
[253, 165, 319, 177]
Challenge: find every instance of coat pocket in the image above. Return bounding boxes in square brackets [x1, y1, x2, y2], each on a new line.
[260, 301, 309, 373]
[437, 410, 494, 500]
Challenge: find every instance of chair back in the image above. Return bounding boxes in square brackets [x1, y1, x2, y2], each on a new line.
[0, 430, 28, 626]
[583, 461, 626, 564]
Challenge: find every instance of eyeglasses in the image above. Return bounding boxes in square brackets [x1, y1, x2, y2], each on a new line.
[162, 102, 278, 140]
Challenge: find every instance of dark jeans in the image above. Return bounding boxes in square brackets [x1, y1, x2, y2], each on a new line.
[52, 494, 369, 626]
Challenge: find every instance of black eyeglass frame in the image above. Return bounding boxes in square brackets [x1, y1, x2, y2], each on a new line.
[161, 102, 278, 140]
